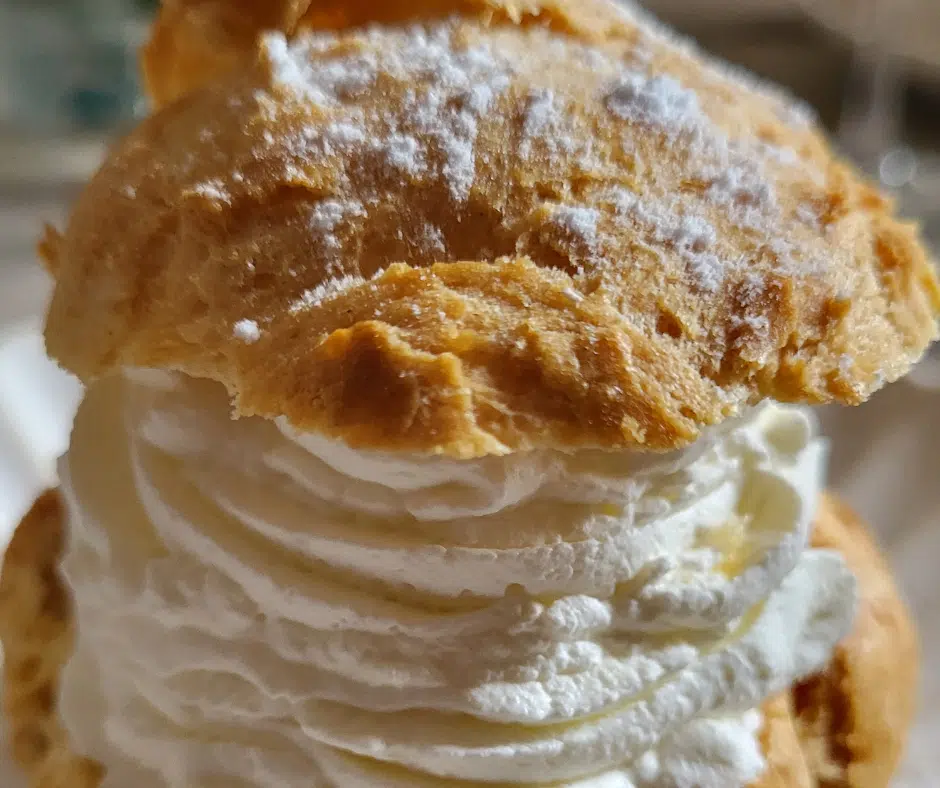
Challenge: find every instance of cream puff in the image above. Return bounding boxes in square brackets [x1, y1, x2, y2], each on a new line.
[2, 1, 937, 786]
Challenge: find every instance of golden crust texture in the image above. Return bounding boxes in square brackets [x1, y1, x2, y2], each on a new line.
[752, 495, 919, 787]
[142, 1, 636, 107]
[43, 1, 940, 457]
[0, 492, 104, 788]
[0, 492, 918, 787]
[790, 496, 920, 787]
[752, 694, 814, 788]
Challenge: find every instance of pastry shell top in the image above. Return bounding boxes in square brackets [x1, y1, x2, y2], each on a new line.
[42, 0, 940, 458]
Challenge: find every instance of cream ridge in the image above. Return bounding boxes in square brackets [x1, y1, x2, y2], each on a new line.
[55, 369, 856, 787]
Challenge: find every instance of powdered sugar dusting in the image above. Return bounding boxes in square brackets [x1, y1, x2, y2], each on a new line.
[289, 275, 367, 314]
[732, 313, 771, 335]
[383, 134, 423, 175]
[262, 26, 513, 203]
[520, 88, 562, 157]
[795, 203, 820, 228]
[605, 73, 706, 138]
[517, 85, 596, 167]
[309, 199, 367, 267]
[611, 0, 821, 247]
[552, 205, 600, 249]
[756, 141, 799, 167]
[615, 0, 816, 131]
[707, 166, 776, 212]
[738, 272, 766, 305]
[441, 134, 476, 202]
[670, 214, 718, 253]
[839, 354, 854, 377]
[233, 319, 261, 343]
[247, 17, 824, 348]
[608, 188, 726, 291]
[729, 273, 773, 339]
[522, 89, 557, 139]
[310, 199, 366, 238]
[602, 64, 782, 239]
[422, 224, 447, 256]
[325, 121, 367, 148]
[703, 163, 779, 233]
[192, 179, 231, 204]
[263, 32, 377, 108]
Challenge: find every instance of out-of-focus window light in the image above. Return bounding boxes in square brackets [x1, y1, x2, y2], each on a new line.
[0, 0, 157, 135]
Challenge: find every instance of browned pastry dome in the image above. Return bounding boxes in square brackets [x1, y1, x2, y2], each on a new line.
[143, 1, 647, 107]
[0, 492, 917, 787]
[41, 1, 939, 458]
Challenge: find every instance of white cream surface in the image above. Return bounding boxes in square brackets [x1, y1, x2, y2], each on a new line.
[56, 371, 856, 788]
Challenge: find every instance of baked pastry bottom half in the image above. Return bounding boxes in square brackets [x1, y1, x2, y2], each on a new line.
[0, 491, 917, 788]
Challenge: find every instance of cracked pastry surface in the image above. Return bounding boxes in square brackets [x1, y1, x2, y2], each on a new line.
[41, 0, 940, 459]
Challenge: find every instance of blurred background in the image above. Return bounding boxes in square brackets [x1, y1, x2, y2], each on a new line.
[0, 0, 938, 785]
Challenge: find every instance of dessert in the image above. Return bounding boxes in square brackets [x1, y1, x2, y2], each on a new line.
[2, 1, 937, 785]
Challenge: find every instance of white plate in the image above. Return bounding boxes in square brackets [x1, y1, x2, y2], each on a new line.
[0, 324, 82, 547]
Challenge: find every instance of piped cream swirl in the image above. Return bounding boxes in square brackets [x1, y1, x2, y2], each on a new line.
[56, 371, 856, 787]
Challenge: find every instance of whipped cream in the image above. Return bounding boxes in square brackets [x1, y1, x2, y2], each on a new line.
[56, 370, 856, 787]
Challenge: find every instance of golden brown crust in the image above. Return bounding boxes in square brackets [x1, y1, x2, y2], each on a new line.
[0, 491, 919, 787]
[751, 694, 814, 788]
[791, 495, 920, 787]
[0, 492, 103, 788]
[45, 3, 939, 458]
[143, 0, 311, 107]
[142, 1, 638, 107]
